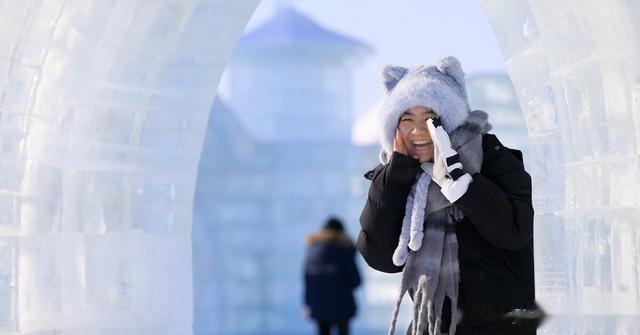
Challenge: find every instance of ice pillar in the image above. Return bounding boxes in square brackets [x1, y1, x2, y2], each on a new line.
[0, 0, 258, 333]
[481, 0, 640, 314]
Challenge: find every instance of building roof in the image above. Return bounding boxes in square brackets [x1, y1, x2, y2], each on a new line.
[236, 7, 371, 55]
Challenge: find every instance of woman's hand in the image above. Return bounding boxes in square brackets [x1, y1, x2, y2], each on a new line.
[426, 118, 473, 203]
[393, 128, 418, 159]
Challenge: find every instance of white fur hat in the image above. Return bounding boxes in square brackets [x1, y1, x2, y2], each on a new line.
[378, 56, 471, 164]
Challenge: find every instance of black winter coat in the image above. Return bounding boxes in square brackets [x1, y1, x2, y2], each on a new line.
[357, 133, 537, 330]
[304, 229, 362, 322]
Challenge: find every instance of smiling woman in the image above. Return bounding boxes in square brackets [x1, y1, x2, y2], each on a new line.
[357, 56, 542, 334]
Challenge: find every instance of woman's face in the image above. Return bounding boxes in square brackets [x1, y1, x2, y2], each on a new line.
[398, 106, 438, 163]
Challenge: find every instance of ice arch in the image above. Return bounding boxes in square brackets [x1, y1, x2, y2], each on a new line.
[0, 0, 638, 334]
[0, 1, 259, 334]
[480, 0, 640, 314]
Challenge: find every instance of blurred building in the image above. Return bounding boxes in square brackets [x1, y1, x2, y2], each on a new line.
[193, 7, 374, 335]
[466, 73, 530, 151]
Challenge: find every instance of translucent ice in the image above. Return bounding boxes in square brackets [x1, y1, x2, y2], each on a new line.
[0, 0, 260, 333]
[481, 0, 640, 314]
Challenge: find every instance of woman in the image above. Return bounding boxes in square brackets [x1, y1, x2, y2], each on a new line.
[304, 217, 362, 335]
[357, 57, 542, 334]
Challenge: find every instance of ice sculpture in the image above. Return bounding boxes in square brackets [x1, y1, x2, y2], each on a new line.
[0, 0, 258, 333]
[480, 0, 640, 314]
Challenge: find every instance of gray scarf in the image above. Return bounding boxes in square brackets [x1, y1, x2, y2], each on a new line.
[389, 111, 491, 335]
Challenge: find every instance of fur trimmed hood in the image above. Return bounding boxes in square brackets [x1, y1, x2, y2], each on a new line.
[306, 229, 354, 247]
[377, 56, 473, 164]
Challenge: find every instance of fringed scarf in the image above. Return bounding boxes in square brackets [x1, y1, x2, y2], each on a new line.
[388, 110, 491, 335]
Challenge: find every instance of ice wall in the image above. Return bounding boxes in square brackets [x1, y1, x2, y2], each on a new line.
[481, 0, 640, 314]
[0, 0, 258, 333]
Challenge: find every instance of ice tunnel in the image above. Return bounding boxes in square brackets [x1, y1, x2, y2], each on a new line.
[0, 0, 637, 334]
[0, 1, 259, 333]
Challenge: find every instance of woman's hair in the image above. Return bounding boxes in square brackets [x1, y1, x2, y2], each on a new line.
[324, 217, 344, 232]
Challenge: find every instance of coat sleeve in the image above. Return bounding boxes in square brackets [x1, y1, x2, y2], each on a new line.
[453, 144, 534, 252]
[356, 152, 419, 273]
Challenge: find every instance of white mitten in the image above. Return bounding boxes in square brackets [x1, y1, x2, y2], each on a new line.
[426, 118, 473, 203]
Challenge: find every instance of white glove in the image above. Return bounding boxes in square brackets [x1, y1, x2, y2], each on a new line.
[424, 118, 473, 203]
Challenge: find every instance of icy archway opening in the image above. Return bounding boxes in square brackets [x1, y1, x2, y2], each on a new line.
[0, 0, 638, 334]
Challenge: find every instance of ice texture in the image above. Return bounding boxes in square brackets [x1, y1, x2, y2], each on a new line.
[0, 0, 259, 334]
[481, 0, 640, 314]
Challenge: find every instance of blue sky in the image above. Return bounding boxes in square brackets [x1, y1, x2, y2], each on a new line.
[223, 0, 508, 119]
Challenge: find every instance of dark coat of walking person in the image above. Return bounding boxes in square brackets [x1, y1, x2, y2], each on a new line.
[357, 56, 543, 334]
[304, 218, 362, 335]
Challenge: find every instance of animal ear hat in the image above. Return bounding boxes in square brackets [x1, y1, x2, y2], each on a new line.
[378, 56, 471, 164]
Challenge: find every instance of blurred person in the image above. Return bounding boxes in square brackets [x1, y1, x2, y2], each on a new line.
[357, 57, 543, 334]
[304, 217, 361, 335]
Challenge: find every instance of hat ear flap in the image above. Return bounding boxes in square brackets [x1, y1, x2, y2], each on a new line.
[382, 65, 408, 93]
[437, 56, 467, 93]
